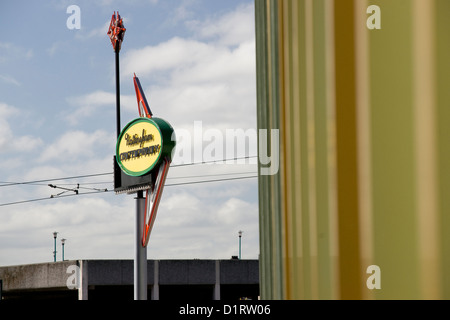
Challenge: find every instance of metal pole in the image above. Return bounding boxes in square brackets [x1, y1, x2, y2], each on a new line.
[53, 232, 58, 262]
[238, 231, 242, 260]
[239, 236, 241, 259]
[135, 191, 147, 300]
[115, 49, 121, 138]
[61, 239, 66, 261]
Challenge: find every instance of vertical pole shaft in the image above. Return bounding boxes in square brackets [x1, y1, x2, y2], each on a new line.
[115, 49, 121, 138]
[62, 244, 65, 261]
[239, 235, 241, 260]
[54, 237, 57, 262]
[135, 190, 147, 300]
[214, 260, 220, 300]
[78, 260, 88, 300]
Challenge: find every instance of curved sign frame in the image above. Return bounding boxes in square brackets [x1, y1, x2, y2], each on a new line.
[116, 117, 175, 177]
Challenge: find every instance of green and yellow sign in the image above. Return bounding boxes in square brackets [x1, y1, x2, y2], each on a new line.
[116, 117, 175, 177]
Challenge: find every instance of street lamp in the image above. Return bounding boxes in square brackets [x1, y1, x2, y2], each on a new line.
[53, 232, 58, 262]
[61, 239, 66, 261]
[238, 231, 243, 260]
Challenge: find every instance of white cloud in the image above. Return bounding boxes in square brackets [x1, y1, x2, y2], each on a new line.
[0, 74, 21, 86]
[164, 0, 199, 26]
[120, 3, 256, 132]
[122, 37, 212, 78]
[187, 3, 255, 46]
[19, 166, 66, 185]
[0, 103, 43, 153]
[47, 41, 65, 57]
[0, 178, 258, 265]
[66, 90, 136, 125]
[147, 180, 259, 260]
[83, 20, 112, 39]
[0, 42, 33, 63]
[38, 130, 113, 163]
[0, 196, 135, 264]
[121, 36, 255, 88]
[0, 102, 18, 117]
[96, 0, 158, 7]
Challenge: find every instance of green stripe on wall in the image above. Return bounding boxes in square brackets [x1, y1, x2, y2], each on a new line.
[367, 0, 419, 299]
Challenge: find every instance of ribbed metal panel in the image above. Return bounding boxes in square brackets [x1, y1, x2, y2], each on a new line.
[256, 0, 450, 299]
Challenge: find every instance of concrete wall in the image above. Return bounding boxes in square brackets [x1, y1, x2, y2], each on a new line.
[159, 260, 215, 285]
[0, 260, 76, 291]
[0, 259, 259, 300]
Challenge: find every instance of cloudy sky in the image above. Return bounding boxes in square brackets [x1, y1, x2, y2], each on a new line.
[0, 0, 259, 266]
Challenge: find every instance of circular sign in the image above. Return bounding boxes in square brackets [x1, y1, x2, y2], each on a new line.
[116, 117, 175, 177]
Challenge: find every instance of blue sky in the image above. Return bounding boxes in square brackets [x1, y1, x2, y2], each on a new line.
[0, 0, 258, 266]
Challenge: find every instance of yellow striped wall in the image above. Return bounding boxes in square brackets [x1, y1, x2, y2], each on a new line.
[255, 0, 450, 299]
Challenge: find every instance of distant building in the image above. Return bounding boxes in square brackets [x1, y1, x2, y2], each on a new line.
[0, 259, 259, 300]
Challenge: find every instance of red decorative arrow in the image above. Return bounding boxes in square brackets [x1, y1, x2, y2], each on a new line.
[134, 74, 171, 247]
[142, 158, 170, 247]
[134, 74, 153, 118]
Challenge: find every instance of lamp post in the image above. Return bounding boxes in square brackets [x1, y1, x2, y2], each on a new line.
[53, 232, 58, 262]
[238, 231, 243, 260]
[61, 238, 66, 261]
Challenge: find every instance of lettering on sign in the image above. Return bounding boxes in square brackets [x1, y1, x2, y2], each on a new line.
[116, 118, 166, 177]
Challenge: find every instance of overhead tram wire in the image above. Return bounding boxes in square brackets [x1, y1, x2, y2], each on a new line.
[0, 172, 113, 188]
[166, 175, 257, 187]
[0, 155, 258, 188]
[25, 171, 257, 188]
[0, 155, 259, 207]
[0, 190, 112, 208]
[0, 171, 257, 200]
[36, 170, 257, 186]
[0, 174, 258, 208]
[171, 155, 258, 168]
[24, 171, 257, 196]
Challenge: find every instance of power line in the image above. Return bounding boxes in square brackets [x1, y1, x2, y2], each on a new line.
[172, 155, 258, 168]
[0, 172, 112, 188]
[0, 175, 257, 208]
[40, 170, 257, 187]
[166, 175, 257, 187]
[0, 190, 111, 208]
[167, 171, 256, 181]
[0, 155, 258, 188]
[0, 155, 259, 207]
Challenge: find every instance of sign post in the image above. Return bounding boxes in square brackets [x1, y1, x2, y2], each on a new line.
[107, 11, 126, 139]
[108, 13, 175, 300]
[135, 190, 147, 300]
